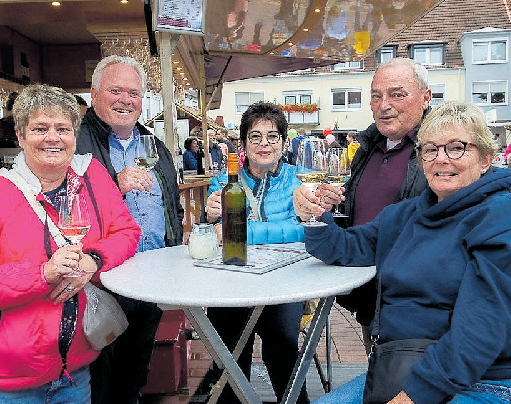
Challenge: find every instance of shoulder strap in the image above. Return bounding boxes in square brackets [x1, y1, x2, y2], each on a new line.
[0, 170, 68, 247]
[83, 171, 103, 239]
[371, 271, 382, 341]
[239, 169, 261, 221]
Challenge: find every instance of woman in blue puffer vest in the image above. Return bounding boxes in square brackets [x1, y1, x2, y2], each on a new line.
[203, 101, 309, 404]
[207, 157, 303, 244]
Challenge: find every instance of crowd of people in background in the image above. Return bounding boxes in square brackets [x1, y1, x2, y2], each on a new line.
[181, 125, 359, 175]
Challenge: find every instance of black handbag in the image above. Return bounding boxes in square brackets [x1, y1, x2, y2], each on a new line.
[363, 338, 437, 403]
[362, 272, 437, 404]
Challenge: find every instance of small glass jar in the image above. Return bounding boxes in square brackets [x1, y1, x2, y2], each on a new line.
[188, 223, 219, 260]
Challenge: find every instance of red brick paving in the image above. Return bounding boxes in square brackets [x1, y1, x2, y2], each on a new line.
[141, 304, 367, 403]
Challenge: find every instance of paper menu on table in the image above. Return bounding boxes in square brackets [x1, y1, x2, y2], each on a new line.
[193, 245, 310, 274]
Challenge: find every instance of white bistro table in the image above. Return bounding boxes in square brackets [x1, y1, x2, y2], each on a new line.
[101, 244, 375, 404]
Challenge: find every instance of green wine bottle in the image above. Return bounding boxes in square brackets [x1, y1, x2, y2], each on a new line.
[221, 153, 247, 265]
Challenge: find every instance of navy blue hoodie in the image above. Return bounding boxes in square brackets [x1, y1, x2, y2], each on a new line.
[305, 166, 511, 403]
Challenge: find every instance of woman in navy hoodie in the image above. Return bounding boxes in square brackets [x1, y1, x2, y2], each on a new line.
[295, 101, 511, 404]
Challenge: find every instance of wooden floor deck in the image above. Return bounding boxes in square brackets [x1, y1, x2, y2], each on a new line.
[140, 304, 368, 404]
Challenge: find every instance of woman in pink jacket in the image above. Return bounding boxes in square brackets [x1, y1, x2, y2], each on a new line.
[0, 84, 141, 403]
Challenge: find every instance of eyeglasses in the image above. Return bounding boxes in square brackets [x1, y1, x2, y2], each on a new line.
[247, 130, 281, 145]
[417, 140, 477, 162]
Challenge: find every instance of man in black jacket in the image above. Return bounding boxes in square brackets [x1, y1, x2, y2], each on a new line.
[294, 58, 431, 352]
[216, 127, 236, 153]
[76, 55, 183, 404]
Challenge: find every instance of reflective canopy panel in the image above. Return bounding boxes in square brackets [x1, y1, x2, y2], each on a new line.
[172, 0, 441, 108]
[0, 0, 442, 100]
[202, 0, 441, 62]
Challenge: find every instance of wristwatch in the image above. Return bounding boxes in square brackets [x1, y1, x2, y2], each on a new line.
[85, 251, 103, 270]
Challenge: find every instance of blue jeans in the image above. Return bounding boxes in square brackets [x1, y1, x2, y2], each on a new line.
[312, 373, 365, 404]
[0, 365, 91, 404]
[312, 373, 511, 404]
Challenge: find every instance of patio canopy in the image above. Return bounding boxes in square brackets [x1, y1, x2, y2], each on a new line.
[0, 0, 442, 151]
[0, 0, 441, 103]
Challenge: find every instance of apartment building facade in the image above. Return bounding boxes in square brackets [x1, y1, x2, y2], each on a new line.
[207, 0, 511, 145]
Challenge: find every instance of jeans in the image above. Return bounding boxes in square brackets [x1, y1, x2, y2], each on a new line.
[312, 373, 511, 404]
[207, 302, 309, 404]
[0, 365, 91, 404]
[312, 373, 365, 404]
[450, 381, 511, 403]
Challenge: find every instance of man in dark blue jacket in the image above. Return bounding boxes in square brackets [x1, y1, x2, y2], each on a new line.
[76, 55, 183, 404]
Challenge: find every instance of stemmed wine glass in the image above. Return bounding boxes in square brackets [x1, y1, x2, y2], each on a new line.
[326, 148, 351, 218]
[295, 137, 329, 227]
[58, 194, 92, 277]
[135, 134, 159, 171]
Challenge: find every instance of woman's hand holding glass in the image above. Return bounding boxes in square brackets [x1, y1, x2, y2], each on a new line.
[43, 244, 82, 284]
[317, 182, 344, 209]
[47, 259, 95, 305]
[205, 190, 222, 223]
[293, 183, 344, 222]
[43, 243, 97, 304]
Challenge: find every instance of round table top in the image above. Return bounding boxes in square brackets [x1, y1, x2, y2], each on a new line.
[100, 244, 376, 308]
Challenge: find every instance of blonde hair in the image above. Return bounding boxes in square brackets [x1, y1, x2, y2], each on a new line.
[417, 101, 498, 164]
[13, 84, 81, 138]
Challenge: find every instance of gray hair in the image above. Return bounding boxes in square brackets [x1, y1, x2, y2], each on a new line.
[375, 57, 429, 90]
[91, 55, 147, 93]
[417, 101, 498, 163]
[13, 84, 81, 138]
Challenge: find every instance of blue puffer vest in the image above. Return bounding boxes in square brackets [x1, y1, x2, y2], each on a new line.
[208, 158, 304, 244]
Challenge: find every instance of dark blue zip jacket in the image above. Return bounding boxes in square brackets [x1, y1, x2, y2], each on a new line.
[305, 166, 511, 403]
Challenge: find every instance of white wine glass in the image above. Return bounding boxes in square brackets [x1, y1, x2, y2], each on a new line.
[295, 137, 329, 227]
[58, 194, 92, 277]
[326, 148, 351, 218]
[135, 134, 159, 171]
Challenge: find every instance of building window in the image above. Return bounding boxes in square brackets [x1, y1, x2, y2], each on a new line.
[144, 94, 152, 121]
[235, 92, 264, 114]
[473, 39, 507, 63]
[292, 68, 315, 73]
[472, 81, 507, 105]
[330, 61, 363, 71]
[377, 46, 396, 65]
[331, 88, 362, 110]
[410, 43, 444, 65]
[429, 84, 445, 106]
[282, 91, 312, 106]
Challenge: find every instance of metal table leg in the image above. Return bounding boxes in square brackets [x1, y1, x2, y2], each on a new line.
[208, 306, 264, 404]
[325, 314, 332, 393]
[184, 307, 263, 404]
[281, 296, 334, 404]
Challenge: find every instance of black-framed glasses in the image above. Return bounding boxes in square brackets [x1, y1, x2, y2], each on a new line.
[417, 140, 477, 162]
[247, 130, 281, 145]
